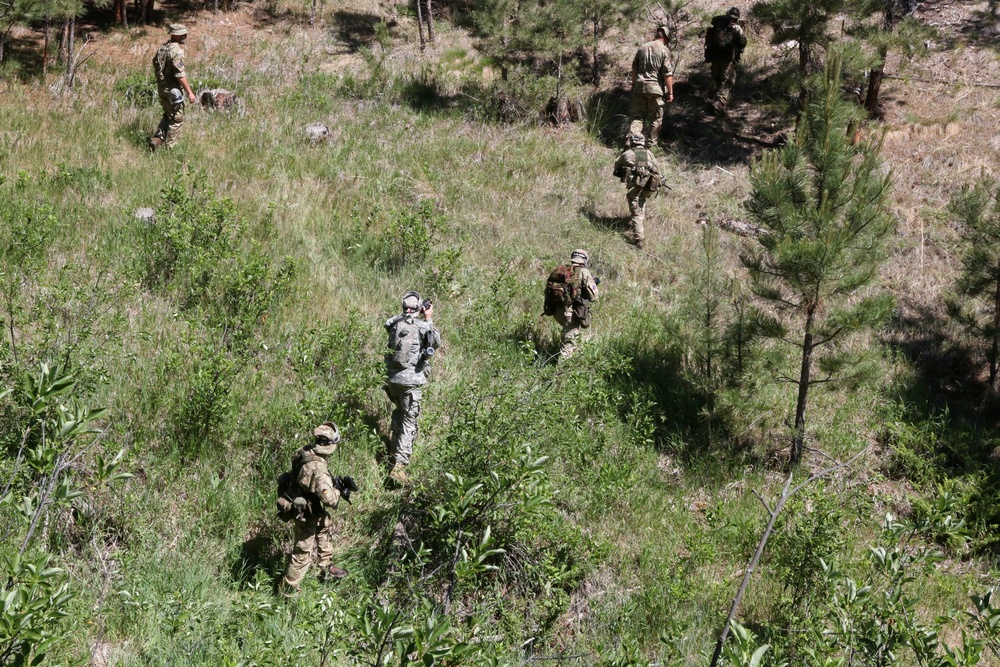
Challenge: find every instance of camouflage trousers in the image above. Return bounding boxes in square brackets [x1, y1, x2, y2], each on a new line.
[282, 513, 335, 591]
[628, 93, 664, 146]
[710, 60, 738, 106]
[554, 309, 584, 359]
[386, 382, 422, 467]
[154, 91, 185, 148]
[626, 185, 649, 245]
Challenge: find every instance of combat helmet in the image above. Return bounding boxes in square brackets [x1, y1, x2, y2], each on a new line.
[312, 422, 340, 456]
[569, 249, 590, 267]
[656, 22, 670, 38]
[626, 132, 646, 148]
[727, 7, 740, 19]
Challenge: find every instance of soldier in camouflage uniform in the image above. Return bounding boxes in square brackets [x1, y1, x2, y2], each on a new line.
[704, 7, 747, 113]
[150, 24, 197, 151]
[614, 133, 662, 249]
[553, 250, 599, 360]
[384, 291, 441, 484]
[281, 422, 347, 593]
[629, 24, 675, 148]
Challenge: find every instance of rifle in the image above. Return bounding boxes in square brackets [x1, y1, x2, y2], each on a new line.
[333, 476, 358, 504]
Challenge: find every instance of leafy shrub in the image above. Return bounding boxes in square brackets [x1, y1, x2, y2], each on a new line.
[115, 71, 158, 108]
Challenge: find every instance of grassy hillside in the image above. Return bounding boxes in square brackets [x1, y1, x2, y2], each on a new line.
[1, 0, 999, 664]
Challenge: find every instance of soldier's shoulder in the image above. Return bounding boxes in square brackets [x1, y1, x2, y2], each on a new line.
[167, 42, 185, 57]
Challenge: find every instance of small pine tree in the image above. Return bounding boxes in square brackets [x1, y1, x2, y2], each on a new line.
[741, 54, 896, 465]
[946, 178, 1000, 390]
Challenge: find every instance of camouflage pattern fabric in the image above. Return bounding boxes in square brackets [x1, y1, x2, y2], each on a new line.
[706, 21, 746, 107]
[615, 148, 661, 246]
[154, 91, 185, 148]
[385, 383, 422, 467]
[152, 42, 188, 148]
[629, 40, 673, 145]
[384, 312, 440, 466]
[281, 448, 341, 591]
[553, 267, 599, 359]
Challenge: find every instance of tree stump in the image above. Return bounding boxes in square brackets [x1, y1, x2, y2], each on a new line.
[305, 123, 331, 145]
[198, 89, 237, 111]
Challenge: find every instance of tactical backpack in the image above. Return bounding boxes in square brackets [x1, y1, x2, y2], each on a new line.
[387, 315, 422, 372]
[631, 149, 661, 195]
[705, 16, 738, 61]
[276, 450, 322, 523]
[543, 265, 579, 316]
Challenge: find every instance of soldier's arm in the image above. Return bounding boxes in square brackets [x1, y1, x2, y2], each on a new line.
[583, 270, 599, 301]
[172, 48, 197, 103]
[422, 321, 441, 349]
[314, 469, 342, 508]
[178, 74, 196, 104]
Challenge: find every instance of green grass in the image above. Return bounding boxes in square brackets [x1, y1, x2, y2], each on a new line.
[0, 4, 999, 666]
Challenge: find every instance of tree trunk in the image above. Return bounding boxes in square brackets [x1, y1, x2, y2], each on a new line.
[415, 0, 425, 51]
[68, 17, 75, 60]
[425, 0, 434, 42]
[864, 50, 887, 118]
[991, 279, 1000, 389]
[59, 18, 69, 64]
[791, 304, 817, 465]
[42, 17, 50, 78]
[309, 0, 317, 25]
[592, 21, 600, 86]
[797, 41, 810, 111]
[114, 0, 128, 27]
[141, 0, 153, 25]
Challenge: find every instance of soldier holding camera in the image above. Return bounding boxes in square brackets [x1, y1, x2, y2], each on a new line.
[384, 291, 441, 484]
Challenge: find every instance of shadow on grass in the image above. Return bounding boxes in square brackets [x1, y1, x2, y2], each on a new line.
[580, 203, 630, 233]
[332, 10, 396, 53]
[231, 527, 286, 588]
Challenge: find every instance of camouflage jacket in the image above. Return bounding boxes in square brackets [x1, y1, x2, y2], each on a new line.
[153, 41, 187, 91]
[577, 267, 599, 303]
[385, 314, 441, 386]
[631, 40, 674, 96]
[294, 449, 340, 512]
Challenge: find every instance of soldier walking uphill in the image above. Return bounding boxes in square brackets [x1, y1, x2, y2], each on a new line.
[149, 24, 197, 151]
[629, 24, 675, 149]
[277, 422, 356, 594]
[704, 7, 747, 114]
[614, 132, 662, 249]
[543, 250, 599, 360]
[384, 292, 441, 485]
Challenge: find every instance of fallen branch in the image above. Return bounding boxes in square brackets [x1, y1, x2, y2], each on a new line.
[883, 73, 1000, 89]
[65, 36, 95, 89]
[695, 213, 771, 239]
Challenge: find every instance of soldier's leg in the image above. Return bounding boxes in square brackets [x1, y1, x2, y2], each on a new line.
[560, 321, 581, 359]
[154, 93, 172, 142]
[385, 383, 403, 463]
[629, 94, 656, 137]
[394, 386, 422, 466]
[626, 186, 642, 245]
[163, 102, 185, 148]
[716, 61, 737, 105]
[282, 519, 318, 592]
[633, 192, 647, 247]
[315, 514, 334, 569]
[649, 97, 665, 147]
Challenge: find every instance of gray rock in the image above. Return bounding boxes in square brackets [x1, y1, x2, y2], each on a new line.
[306, 123, 331, 145]
[135, 207, 156, 223]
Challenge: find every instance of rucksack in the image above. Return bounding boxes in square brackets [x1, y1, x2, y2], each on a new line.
[276, 450, 322, 522]
[543, 265, 579, 316]
[386, 315, 422, 372]
[632, 149, 661, 194]
[705, 17, 737, 60]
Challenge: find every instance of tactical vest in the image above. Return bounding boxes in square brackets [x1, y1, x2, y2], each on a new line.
[706, 18, 739, 60]
[276, 449, 324, 522]
[387, 315, 422, 371]
[630, 149, 660, 194]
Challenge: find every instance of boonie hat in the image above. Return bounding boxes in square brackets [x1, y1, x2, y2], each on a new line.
[168, 23, 188, 36]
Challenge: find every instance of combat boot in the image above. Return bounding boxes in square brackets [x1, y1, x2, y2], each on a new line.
[148, 136, 163, 152]
[319, 565, 347, 581]
[388, 464, 409, 485]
